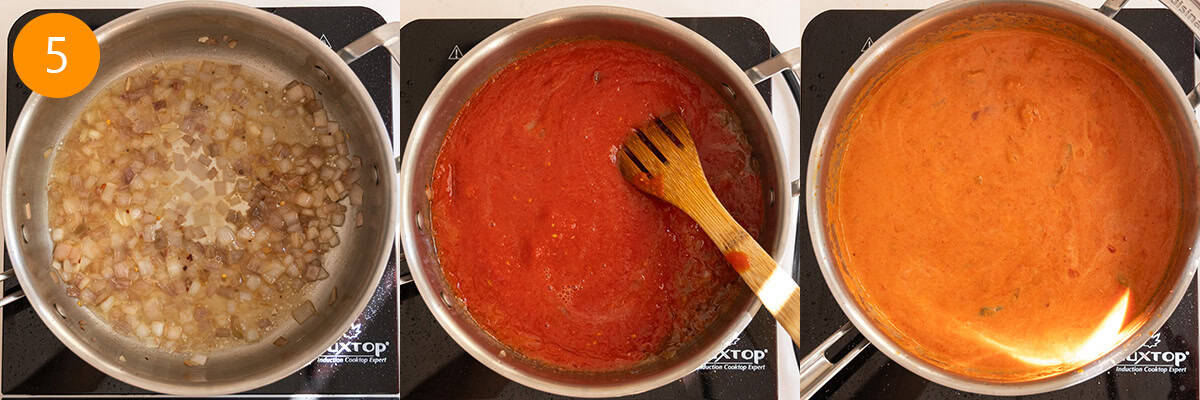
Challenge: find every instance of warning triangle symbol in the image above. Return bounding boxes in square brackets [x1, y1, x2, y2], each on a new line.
[318, 34, 333, 49]
[860, 37, 874, 53]
[448, 45, 464, 60]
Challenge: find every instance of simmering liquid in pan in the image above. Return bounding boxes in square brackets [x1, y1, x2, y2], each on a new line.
[431, 40, 764, 371]
[47, 60, 362, 358]
[832, 29, 1181, 379]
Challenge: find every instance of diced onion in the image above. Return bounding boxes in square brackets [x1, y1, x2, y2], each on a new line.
[184, 353, 208, 367]
[349, 184, 363, 206]
[312, 110, 328, 127]
[216, 226, 236, 246]
[284, 81, 305, 102]
[292, 300, 315, 324]
[237, 226, 255, 241]
[47, 60, 359, 355]
[295, 191, 314, 208]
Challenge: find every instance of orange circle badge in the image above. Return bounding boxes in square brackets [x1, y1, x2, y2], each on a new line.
[13, 13, 100, 98]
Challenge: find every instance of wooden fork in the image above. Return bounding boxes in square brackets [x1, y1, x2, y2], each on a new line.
[618, 114, 802, 347]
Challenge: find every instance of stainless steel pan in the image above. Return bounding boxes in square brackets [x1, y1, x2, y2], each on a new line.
[2, 1, 398, 394]
[377, 6, 801, 398]
[795, 0, 1200, 396]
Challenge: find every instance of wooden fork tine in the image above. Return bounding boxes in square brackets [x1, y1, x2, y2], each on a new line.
[638, 121, 671, 146]
[638, 119, 682, 160]
[622, 133, 664, 174]
[658, 114, 695, 149]
[616, 149, 646, 181]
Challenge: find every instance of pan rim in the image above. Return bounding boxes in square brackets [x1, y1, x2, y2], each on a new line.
[0, 0, 398, 395]
[805, 0, 1200, 395]
[398, 5, 795, 398]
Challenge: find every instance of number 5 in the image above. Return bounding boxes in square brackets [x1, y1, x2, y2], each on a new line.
[46, 37, 66, 74]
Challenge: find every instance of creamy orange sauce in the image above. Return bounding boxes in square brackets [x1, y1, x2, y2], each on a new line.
[833, 29, 1181, 379]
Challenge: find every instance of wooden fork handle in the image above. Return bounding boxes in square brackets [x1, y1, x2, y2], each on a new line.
[679, 189, 804, 348]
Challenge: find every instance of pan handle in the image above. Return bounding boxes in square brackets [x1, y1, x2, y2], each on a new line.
[337, 22, 405, 65]
[0, 269, 26, 307]
[795, 322, 870, 399]
[746, 46, 805, 197]
[1099, 0, 1131, 17]
[338, 22, 418, 286]
[1137, 0, 1200, 109]
[746, 47, 801, 86]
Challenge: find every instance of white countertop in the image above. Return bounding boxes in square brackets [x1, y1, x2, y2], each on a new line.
[0, 0, 1180, 398]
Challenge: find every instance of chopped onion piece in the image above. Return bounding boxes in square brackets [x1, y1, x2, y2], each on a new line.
[284, 81, 305, 102]
[245, 275, 262, 291]
[262, 126, 276, 144]
[349, 184, 363, 206]
[303, 263, 329, 282]
[295, 191, 314, 208]
[237, 226, 255, 241]
[184, 353, 207, 367]
[312, 110, 328, 127]
[167, 325, 182, 340]
[292, 300, 316, 324]
[216, 226, 235, 246]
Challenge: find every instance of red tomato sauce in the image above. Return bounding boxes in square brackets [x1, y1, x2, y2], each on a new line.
[431, 40, 764, 371]
[724, 251, 751, 274]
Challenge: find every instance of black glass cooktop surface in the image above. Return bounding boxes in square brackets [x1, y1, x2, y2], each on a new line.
[3, 7, 399, 396]
[796, 9, 1199, 400]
